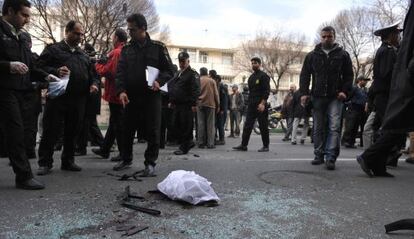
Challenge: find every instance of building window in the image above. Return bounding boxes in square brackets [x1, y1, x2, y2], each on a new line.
[222, 53, 233, 65]
[199, 51, 208, 63]
[179, 48, 196, 62]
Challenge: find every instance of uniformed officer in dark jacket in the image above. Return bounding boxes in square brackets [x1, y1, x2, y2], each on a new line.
[114, 13, 174, 176]
[233, 57, 271, 152]
[357, 21, 408, 177]
[0, 0, 50, 189]
[168, 52, 200, 155]
[300, 26, 354, 170]
[36, 21, 100, 175]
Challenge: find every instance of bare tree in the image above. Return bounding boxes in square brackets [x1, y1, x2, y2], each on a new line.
[235, 31, 306, 92]
[369, 0, 410, 25]
[27, 0, 167, 54]
[325, 7, 379, 79]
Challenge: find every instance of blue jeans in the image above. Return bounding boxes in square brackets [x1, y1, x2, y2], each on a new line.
[312, 97, 344, 161]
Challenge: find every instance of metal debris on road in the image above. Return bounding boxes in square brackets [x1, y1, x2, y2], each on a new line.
[385, 219, 414, 233]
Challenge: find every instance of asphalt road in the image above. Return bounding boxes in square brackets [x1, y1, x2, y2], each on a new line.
[1, 133, 414, 239]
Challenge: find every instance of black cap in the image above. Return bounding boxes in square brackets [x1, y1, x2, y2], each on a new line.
[178, 51, 189, 60]
[374, 21, 402, 36]
[251, 56, 262, 64]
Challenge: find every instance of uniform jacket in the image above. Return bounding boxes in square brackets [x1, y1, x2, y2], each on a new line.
[247, 69, 270, 105]
[168, 66, 200, 106]
[299, 43, 354, 98]
[115, 33, 174, 97]
[96, 42, 124, 104]
[382, 2, 414, 132]
[37, 40, 99, 97]
[0, 18, 48, 90]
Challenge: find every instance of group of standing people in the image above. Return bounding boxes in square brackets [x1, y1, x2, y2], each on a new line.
[2, 0, 414, 191]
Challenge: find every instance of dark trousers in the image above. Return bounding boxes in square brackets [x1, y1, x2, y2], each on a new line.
[160, 107, 174, 148]
[342, 108, 364, 146]
[174, 104, 194, 153]
[229, 110, 241, 136]
[77, 115, 104, 150]
[38, 95, 87, 167]
[0, 89, 34, 182]
[23, 90, 41, 155]
[0, 127, 7, 157]
[216, 111, 227, 141]
[101, 103, 124, 153]
[361, 132, 406, 173]
[122, 94, 161, 166]
[241, 103, 269, 147]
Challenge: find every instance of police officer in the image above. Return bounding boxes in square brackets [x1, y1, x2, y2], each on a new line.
[36, 21, 100, 175]
[233, 57, 270, 152]
[114, 13, 174, 176]
[168, 52, 200, 155]
[0, 0, 51, 189]
[357, 22, 407, 176]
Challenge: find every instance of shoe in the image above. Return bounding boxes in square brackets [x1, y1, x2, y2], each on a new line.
[291, 141, 297, 145]
[233, 145, 247, 151]
[215, 140, 225, 145]
[282, 137, 290, 142]
[373, 171, 394, 177]
[16, 178, 45, 190]
[159, 145, 165, 149]
[300, 139, 305, 145]
[258, 146, 269, 152]
[174, 150, 187, 155]
[92, 148, 109, 159]
[74, 149, 87, 156]
[406, 157, 414, 164]
[61, 162, 82, 171]
[228, 135, 235, 138]
[325, 160, 335, 170]
[198, 144, 206, 149]
[139, 165, 156, 177]
[207, 145, 215, 149]
[356, 156, 373, 177]
[26, 150, 36, 159]
[37, 166, 52, 176]
[344, 143, 357, 149]
[113, 161, 132, 171]
[110, 155, 122, 162]
[311, 158, 325, 165]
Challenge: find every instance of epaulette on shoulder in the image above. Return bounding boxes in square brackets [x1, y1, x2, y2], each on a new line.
[151, 40, 166, 47]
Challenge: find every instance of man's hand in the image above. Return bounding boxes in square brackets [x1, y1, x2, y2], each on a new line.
[337, 92, 347, 101]
[151, 80, 160, 91]
[257, 102, 265, 112]
[119, 92, 130, 108]
[10, 61, 28, 75]
[46, 74, 60, 82]
[90, 85, 99, 94]
[57, 66, 70, 77]
[191, 106, 197, 113]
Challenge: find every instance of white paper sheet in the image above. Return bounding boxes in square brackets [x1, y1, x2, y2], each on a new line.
[146, 66, 160, 87]
[160, 83, 168, 92]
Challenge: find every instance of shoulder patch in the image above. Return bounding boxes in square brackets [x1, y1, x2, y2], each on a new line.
[151, 40, 166, 48]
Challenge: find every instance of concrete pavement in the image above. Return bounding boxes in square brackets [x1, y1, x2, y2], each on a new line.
[1, 133, 414, 238]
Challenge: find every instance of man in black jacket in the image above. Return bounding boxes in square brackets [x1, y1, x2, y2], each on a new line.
[114, 13, 174, 176]
[36, 21, 99, 175]
[0, 0, 50, 189]
[233, 57, 271, 152]
[169, 52, 200, 155]
[300, 26, 353, 170]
